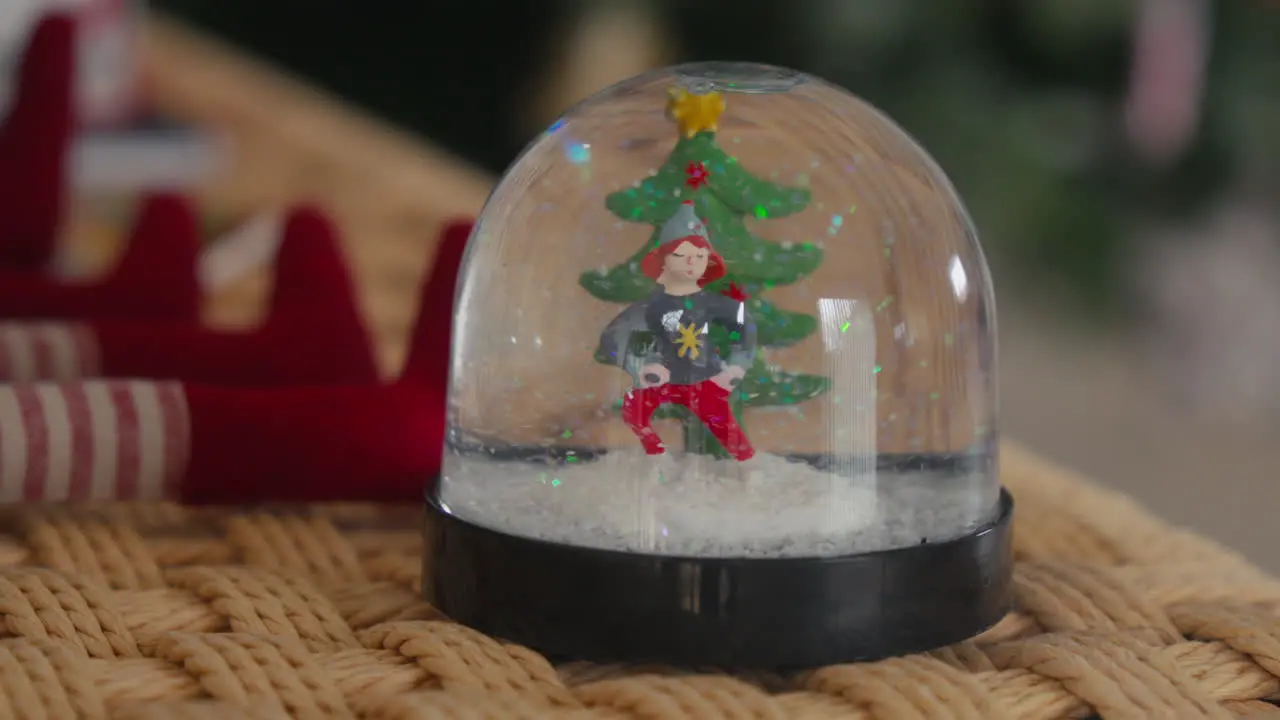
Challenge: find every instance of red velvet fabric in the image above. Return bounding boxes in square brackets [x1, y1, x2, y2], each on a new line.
[180, 219, 472, 504]
[0, 15, 74, 270]
[93, 204, 379, 386]
[0, 193, 201, 322]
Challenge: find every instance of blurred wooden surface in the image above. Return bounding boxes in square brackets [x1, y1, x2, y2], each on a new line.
[133, 18, 492, 375]
[127, 11, 664, 381]
[524, 1, 670, 134]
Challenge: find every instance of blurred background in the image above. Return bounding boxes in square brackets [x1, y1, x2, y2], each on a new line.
[6, 0, 1280, 567]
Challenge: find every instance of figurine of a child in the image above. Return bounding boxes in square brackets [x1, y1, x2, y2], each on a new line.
[598, 201, 757, 461]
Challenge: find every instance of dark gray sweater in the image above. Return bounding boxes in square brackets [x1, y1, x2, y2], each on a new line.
[598, 287, 757, 386]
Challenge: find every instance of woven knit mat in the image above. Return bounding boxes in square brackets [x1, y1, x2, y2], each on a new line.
[0, 442, 1272, 719]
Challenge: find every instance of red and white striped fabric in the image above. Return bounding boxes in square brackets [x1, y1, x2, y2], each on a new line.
[0, 380, 188, 502]
[0, 322, 100, 381]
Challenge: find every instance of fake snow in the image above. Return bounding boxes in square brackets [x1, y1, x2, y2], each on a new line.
[437, 450, 997, 559]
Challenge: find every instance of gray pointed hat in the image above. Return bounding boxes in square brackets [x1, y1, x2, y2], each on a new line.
[658, 200, 710, 247]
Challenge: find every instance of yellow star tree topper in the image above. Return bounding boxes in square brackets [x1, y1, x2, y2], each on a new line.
[666, 87, 726, 138]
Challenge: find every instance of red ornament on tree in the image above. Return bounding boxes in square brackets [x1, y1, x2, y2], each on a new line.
[721, 282, 751, 301]
[685, 161, 709, 189]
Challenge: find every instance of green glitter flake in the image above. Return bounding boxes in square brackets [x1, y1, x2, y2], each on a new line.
[560, 429, 573, 438]
[873, 365, 882, 374]
[753, 206, 769, 219]
[551, 478, 562, 487]
[840, 321, 851, 332]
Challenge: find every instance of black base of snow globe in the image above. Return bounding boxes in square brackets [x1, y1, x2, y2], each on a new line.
[422, 484, 1013, 670]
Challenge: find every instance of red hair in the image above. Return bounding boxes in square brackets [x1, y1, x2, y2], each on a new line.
[640, 235, 726, 287]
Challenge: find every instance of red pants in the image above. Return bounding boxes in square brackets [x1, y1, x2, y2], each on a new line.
[620, 379, 755, 461]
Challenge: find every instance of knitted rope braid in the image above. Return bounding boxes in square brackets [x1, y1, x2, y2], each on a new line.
[0, 441, 1275, 719]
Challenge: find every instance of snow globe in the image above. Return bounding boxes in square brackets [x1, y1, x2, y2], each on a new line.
[423, 62, 1013, 669]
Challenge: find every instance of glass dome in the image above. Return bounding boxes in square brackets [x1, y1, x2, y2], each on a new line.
[436, 62, 998, 560]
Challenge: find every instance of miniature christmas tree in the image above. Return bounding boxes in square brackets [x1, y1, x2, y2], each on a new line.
[582, 86, 829, 457]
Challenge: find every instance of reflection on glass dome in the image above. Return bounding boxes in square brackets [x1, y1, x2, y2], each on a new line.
[437, 63, 999, 561]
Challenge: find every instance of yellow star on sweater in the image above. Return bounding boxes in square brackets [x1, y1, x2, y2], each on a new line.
[675, 322, 703, 359]
[667, 87, 726, 138]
